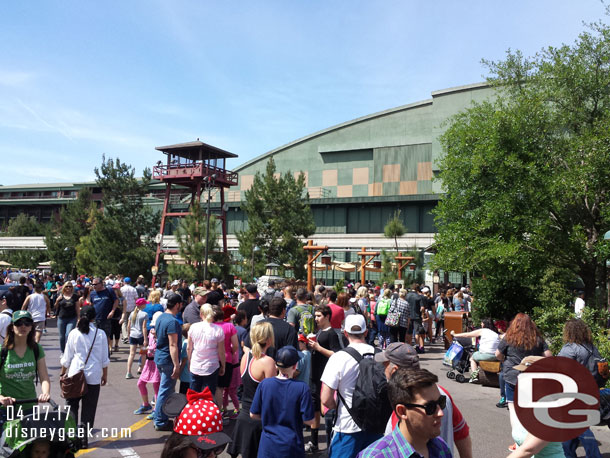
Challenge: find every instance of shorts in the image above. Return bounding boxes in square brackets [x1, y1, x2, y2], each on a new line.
[129, 336, 144, 346]
[34, 322, 45, 332]
[407, 319, 424, 335]
[217, 363, 234, 388]
[472, 351, 498, 362]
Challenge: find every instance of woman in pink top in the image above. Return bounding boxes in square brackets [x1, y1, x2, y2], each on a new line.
[187, 303, 226, 395]
[214, 307, 239, 412]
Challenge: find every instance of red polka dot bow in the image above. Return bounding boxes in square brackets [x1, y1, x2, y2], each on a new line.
[173, 388, 223, 435]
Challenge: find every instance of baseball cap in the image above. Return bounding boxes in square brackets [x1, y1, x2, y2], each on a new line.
[374, 342, 420, 368]
[275, 345, 300, 368]
[0, 291, 10, 301]
[297, 334, 308, 344]
[12, 310, 32, 323]
[173, 388, 232, 451]
[171, 280, 180, 287]
[193, 287, 208, 297]
[124, 277, 131, 283]
[344, 315, 367, 334]
[211, 278, 219, 284]
[135, 298, 147, 306]
[514, 355, 545, 371]
[166, 292, 183, 307]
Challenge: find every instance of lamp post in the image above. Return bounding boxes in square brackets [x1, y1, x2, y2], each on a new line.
[251, 245, 260, 281]
[357, 247, 380, 285]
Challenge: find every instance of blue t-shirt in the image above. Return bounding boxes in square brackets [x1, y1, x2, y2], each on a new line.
[154, 313, 182, 368]
[250, 377, 314, 458]
[296, 350, 311, 385]
[143, 303, 164, 331]
[90, 287, 117, 322]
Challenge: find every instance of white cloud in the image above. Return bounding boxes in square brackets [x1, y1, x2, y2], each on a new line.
[0, 71, 36, 88]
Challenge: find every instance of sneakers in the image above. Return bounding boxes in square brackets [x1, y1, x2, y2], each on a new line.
[415, 346, 425, 354]
[125, 373, 134, 379]
[154, 422, 173, 432]
[146, 412, 155, 420]
[304, 441, 318, 454]
[134, 404, 152, 415]
[496, 397, 507, 408]
[229, 409, 239, 420]
[469, 370, 480, 383]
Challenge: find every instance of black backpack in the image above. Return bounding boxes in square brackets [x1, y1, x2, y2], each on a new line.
[584, 344, 609, 388]
[336, 346, 392, 434]
[1, 344, 40, 385]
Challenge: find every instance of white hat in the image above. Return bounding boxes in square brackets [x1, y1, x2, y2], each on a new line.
[171, 280, 180, 287]
[345, 314, 367, 334]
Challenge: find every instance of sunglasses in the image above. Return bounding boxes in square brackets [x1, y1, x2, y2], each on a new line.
[195, 445, 226, 457]
[404, 395, 446, 415]
[14, 320, 34, 328]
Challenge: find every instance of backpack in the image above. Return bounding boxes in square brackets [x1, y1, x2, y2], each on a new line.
[376, 297, 391, 316]
[1, 344, 40, 386]
[584, 344, 609, 388]
[336, 346, 393, 434]
[293, 304, 315, 336]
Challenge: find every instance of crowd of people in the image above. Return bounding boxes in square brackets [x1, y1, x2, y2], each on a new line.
[0, 270, 603, 457]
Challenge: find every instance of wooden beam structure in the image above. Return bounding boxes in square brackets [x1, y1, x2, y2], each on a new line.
[303, 240, 329, 292]
[357, 247, 380, 285]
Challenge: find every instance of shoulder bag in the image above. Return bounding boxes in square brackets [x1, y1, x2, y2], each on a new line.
[384, 298, 400, 327]
[60, 327, 98, 399]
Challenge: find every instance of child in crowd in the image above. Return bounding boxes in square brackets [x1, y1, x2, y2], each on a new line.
[296, 334, 312, 386]
[134, 311, 161, 415]
[29, 439, 51, 458]
[126, 298, 148, 379]
[250, 345, 314, 458]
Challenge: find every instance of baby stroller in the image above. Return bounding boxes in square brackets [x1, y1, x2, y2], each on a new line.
[445, 337, 476, 383]
[0, 399, 82, 457]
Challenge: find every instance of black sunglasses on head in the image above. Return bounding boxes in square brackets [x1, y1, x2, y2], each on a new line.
[14, 320, 34, 327]
[404, 395, 446, 415]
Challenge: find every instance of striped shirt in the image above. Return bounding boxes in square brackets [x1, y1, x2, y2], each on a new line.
[358, 427, 452, 458]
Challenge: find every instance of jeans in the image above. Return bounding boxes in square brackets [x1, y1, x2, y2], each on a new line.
[499, 369, 506, 399]
[190, 368, 219, 394]
[367, 325, 378, 346]
[562, 429, 601, 458]
[57, 317, 77, 353]
[154, 363, 177, 427]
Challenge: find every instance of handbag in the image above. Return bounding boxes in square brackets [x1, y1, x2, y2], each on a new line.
[384, 299, 400, 327]
[60, 327, 98, 399]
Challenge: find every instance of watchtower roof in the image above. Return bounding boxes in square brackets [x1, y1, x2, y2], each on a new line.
[155, 140, 237, 160]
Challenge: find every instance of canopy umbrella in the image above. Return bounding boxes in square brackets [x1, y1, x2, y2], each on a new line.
[0, 261, 11, 267]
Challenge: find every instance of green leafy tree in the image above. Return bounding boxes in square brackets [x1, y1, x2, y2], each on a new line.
[76, 156, 159, 278]
[433, 19, 610, 317]
[168, 204, 230, 281]
[384, 210, 406, 253]
[380, 250, 397, 285]
[45, 188, 95, 276]
[237, 158, 315, 280]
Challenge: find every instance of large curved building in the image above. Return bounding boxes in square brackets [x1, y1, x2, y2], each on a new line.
[0, 82, 494, 280]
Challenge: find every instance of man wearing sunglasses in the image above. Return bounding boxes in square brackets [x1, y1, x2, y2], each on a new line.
[358, 368, 452, 458]
[375, 343, 472, 458]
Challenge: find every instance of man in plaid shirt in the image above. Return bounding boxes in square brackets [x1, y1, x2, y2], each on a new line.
[358, 368, 452, 458]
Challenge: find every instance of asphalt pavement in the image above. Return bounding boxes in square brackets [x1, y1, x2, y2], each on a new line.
[36, 320, 610, 457]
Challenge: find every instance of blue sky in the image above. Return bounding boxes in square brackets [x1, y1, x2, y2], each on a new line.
[0, 1, 606, 185]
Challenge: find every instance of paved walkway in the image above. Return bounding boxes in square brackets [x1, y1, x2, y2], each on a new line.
[36, 322, 610, 457]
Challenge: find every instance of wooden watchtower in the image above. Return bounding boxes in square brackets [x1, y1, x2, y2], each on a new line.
[152, 140, 238, 281]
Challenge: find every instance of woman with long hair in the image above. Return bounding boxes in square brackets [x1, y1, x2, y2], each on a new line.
[55, 282, 80, 354]
[109, 285, 124, 352]
[228, 322, 276, 458]
[187, 304, 226, 394]
[337, 292, 352, 326]
[213, 306, 239, 413]
[0, 311, 51, 412]
[60, 305, 109, 448]
[125, 298, 148, 379]
[143, 290, 164, 334]
[496, 313, 552, 453]
[557, 319, 603, 457]
[452, 318, 500, 383]
[78, 286, 92, 308]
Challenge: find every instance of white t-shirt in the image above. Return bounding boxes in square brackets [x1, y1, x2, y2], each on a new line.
[321, 341, 375, 433]
[188, 322, 224, 376]
[575, 297, 585, 318]
[0, 309, 13, 344]
[478, 328, 500, 354]
[121, 285, 138, 313]
[27, 293, 47, 322]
